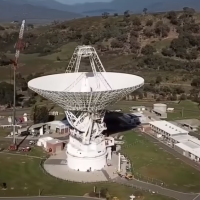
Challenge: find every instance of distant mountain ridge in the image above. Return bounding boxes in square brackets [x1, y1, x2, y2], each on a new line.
[0, 0, 82, 23]
[1, 0, 200, 22]
[55, 0, 200, 14]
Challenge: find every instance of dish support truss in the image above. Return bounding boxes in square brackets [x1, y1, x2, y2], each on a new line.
[64, 45, 111, 91]
[65, 110, 106, 144]
[29, 84, 143, 144]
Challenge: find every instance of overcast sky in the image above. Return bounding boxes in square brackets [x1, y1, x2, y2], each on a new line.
[56, 0, 112, 4]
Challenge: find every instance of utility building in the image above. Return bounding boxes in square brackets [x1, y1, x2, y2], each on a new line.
[175, 139, 200, 162]
[149, 120, 188, 143]
[46, 120, 70, 134]
[149, 120, 200, 162]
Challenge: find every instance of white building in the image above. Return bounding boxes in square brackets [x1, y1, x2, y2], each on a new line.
[130, 106, 145, 112]
[37, 136, 53, 148]
[175, 138, 200, 162]
[46, 120, 70, 134]
[149, 120, 200, 162]
[149, 120, 188, 142]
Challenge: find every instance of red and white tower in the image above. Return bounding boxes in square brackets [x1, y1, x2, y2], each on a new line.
[11, 20, 25, 148]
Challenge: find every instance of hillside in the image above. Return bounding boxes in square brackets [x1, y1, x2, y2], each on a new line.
[0, 0, 82, 23]
[1, 9, 200, 105]
[1, 9, 200, 85]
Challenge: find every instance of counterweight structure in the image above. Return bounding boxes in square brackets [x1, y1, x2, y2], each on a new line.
[28, 45, 144, 171]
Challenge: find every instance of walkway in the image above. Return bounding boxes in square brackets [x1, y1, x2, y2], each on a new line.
[0, 151, 43, 159]
[0, 196, 101, 200]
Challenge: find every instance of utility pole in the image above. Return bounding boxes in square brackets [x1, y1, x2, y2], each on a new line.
[181, 107, 184, 118]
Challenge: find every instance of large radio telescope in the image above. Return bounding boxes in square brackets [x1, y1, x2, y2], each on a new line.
[28, 45, 144, 172]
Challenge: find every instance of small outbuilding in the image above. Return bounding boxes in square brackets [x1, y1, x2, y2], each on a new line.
[46, 139, 64, 153]
[47, 120, 70, 134]
[130, 106, 145, 112]
[37, 137, 53, 149]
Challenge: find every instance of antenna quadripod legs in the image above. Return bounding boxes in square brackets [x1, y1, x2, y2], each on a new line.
[28, 45, 144, 173]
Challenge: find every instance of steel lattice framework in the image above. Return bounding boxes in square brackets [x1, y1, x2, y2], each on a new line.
[65, 45, 111, 91]
[29, 84, 143, 112]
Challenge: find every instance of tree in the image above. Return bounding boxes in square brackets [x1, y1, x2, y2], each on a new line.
[130, 30, 139, 38]
[31, 105, 49, 124]
[141, 45, 156, 55]
[191, 77, 200, 87]
[110, 39, 123, 48]
[0, 25, 5, 30]
[143, 27, 154, 38]
[161, 48, 174, 57]
[183, 7, 195, 17]
[166, 11, 177, 20]
[132, 17, 141, 26]
[124, 10, 130, 18]
[154, 21, 170, 37]
[102, 12, 109, 19]
[130, 37, 140, 53]
[15, 73, 28, 91]
[186, 49, 198, 60]
[143, 8, 147, 15]
[117, 34, 127, 43]
[100, 188, 109, 198]
[146, 19, 153, 26]
[0, 82, 14, 105]
[156, 76, 162, 84]
[27, 24, 34, 29]
[0, 54, 13, 66]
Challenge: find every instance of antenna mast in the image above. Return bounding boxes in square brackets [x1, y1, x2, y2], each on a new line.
[12, 20, 25, 146]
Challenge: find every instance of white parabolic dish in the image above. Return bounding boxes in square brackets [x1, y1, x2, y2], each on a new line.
[28, 72, 144, 111]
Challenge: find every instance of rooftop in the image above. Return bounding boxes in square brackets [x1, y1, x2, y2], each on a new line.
[149, 120, 188, 135]
[47, 120, 69, 126]
[47, 139, 63, 145]
[171, 135, 194, 143]
[175, 142, 200, 158]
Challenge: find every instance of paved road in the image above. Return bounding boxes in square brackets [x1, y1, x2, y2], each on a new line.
[115, 177, 197, 200]
[0, 196, 100, 200]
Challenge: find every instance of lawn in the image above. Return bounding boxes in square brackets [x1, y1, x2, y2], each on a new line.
[0, 154, 173, 200]
[41, 42, 78, 61]
[121, 131, 200, 192]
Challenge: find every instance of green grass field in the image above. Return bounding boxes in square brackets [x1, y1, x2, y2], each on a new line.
[121, 131, 200, 192]
[0, 154, 174, 200]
